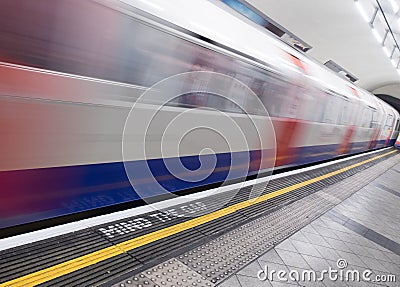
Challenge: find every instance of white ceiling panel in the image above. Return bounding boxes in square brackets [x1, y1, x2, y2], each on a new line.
[245, 0, 400, 93]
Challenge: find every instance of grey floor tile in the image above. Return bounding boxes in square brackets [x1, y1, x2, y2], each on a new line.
[344, 242, 375, 258]
[327, 212, 349, 225]
[324, 259, 380, 285]
[311, 218, 329, 229]
[258, 249, 285, 265]
[358, 255, 389, 273]
[256, 261, 290, 278]
[364, 247, 394, 262]
[237, 274, 273, 287]
[312, 245, 340, 262]
[328, 226, 359, 240]
[302, 233, 331, 248]
[290, 269, 327, 287]
[345, 281, 375, 287]
[218, 275, 242, 287]
[237, 261, 263, 278]
[291, 240, 323, 258]
[297, 281, 326, 287]
[282, 268, 315, 286]
[301, 255, 330, 272]
[355, 237, 388, 251]
[375, 259, 400, 275]
[276, 240, 298, 253]
[301, 225, 320, 235]
[275, 249, 311, 269]
[322, 221, 351, 233]
[290, 231, 310, 243]
[324, 259, 340, 270]
[218, 154, 400, 287]
[269, 281, 299, 287]
[318, 216, 334, 226]
[313, 226, 340, 240]
[321, 278, 349, 287]
[381, 251, 400, 265]
[365, 283, 388, 287]
[323, 237, 353, 253]
[335, 250, 368, 268]
[331, 230, 362, 244]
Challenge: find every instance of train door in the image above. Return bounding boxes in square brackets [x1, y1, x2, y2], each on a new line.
[389, 109, 399, 145]
[337, 97, 355, 154]
[368, 108, 379, 149]
[384, 113, 394, 146]
[271, 53, 312, 166]
[395, 119, 400, 147]
[395, 118, 400, 138]
[377, 106, 388, 146]
[357, 106, 374, 151]
[371, 101, 384, 148]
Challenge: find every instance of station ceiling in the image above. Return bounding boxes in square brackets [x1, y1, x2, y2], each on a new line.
[246, 0, 400, 101]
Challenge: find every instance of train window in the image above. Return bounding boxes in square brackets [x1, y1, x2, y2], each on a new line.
[359, 108, 374, 128]
[307, 90, 327, 123]
[395, 119, 400, 131]
[262, 80, 310, 120]
[386, 114, 393, 125]
[338, 97, 352, 125]
[371, 109, 379, 128]
[283, 85, 302, 119]
[321, 93, 340, 124]
[348, 103, 358, 125]
[352, 103, 363, 127]
[385, 114, 394, 130]
[259, 76, 291, 117]
[292, 86, 322, 122]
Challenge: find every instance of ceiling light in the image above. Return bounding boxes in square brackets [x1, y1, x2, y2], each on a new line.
[131, 0, 163, 11]
[383, 46, 391, 57]
[355, 1, 370, 22]
[389, 0, 399, 13]
[371, 28, 383, 42]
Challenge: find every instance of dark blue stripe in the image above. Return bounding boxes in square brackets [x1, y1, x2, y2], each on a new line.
[0, 141, 391, 228]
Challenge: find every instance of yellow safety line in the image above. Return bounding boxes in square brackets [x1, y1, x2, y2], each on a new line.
[1, 149, 397, 287]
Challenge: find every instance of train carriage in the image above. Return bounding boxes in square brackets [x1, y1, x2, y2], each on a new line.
[0, 0, 399, 230]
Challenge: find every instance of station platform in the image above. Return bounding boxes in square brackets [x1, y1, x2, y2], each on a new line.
[0, 148, 399, 287]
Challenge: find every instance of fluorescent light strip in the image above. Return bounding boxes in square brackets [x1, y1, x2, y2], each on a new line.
[389, 0, 399, 13]
[372, 28, 383, 42]
[383, 46, 391, 57]
[354, 1, 400, 76]
[355, 1, 370, 22]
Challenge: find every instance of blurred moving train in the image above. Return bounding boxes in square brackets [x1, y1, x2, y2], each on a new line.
[1, 0, 399, 230]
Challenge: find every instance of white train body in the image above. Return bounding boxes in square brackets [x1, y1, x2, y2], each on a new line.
[0, 0, 399, 229]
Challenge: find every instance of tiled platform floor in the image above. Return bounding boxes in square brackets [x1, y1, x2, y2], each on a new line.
[219, 162, 400, 287]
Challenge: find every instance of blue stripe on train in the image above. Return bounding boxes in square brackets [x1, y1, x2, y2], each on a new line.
[1, 149, 267, 228]
[295, 144, 339, 165]
[0, 141, 389, 228]
[388, 138, 397, 146]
